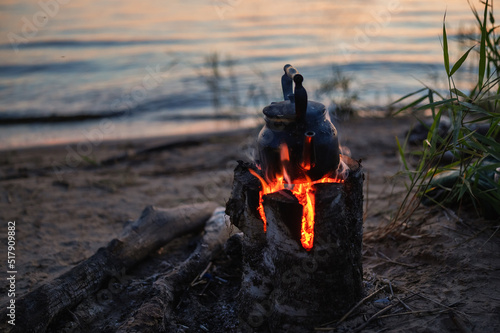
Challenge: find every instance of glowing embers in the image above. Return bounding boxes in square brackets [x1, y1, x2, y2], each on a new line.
[250, 143, 344, 250]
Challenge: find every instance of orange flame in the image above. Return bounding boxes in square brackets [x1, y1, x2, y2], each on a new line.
[279, 143, 293, 185]
[250, 144, 344, 251]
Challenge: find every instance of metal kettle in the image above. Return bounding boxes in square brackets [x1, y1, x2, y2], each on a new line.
[256, 64, 340, 183]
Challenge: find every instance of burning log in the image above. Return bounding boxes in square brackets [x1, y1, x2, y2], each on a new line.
[226, 156, 364, 332]
[226, 162, 273, 331]
[226, 64, 364, 331]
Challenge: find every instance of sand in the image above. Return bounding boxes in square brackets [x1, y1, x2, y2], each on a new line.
[0, 116, 499, 332]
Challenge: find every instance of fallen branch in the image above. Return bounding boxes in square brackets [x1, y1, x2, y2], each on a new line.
[117, 207, 232, 332]
[0, 202, 218, 333]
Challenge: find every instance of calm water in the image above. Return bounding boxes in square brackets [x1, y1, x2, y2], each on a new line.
[0, 0, 482, 149]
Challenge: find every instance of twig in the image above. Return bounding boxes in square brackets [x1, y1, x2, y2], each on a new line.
[399, 232, 424, 240]
[442, 207, 463, 223]
[190, 262, 213, 287]
[377, 252, 418, 268]
[378, 278, 413, 312]
[480, 225, 500, 248]
[454, 226, 489, 248]
[397, 285, 468, 318]
[442, 225, 470, 237]
[316, 281, 421, 333]
[377, 308, 449, 319]
[385, 279, 394, 297]
[350, 294, 415, 333]
[395, 295, 413, 312]
[316, 286, 387, 329]
[450, 312, 472, 333]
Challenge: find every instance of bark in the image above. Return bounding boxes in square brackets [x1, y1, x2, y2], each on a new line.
[0, 202, 218, 333]
[227, 157, 364, 332]
[226, 161, 273, 332]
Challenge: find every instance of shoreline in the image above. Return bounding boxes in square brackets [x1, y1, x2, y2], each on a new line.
[0, 109, 405, 153]
[0, 125, 260, 154]
[0, 116, 262, 152]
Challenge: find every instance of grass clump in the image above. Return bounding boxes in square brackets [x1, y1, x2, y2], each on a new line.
[392, 0, 500, 226]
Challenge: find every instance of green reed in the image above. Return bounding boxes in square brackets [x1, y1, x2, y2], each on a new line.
[391, 0, 499, 226]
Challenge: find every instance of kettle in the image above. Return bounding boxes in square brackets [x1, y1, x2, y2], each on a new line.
[256, 64, 340, 183]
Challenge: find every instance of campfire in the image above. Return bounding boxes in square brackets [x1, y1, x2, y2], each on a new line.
[227, 64, 364, 331]
[249, 144, 345, 250]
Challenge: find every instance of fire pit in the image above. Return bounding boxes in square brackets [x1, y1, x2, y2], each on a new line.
[226, 65, 364, 332]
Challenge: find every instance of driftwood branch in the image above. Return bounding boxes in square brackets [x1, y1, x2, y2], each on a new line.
[0, 202, 218, 333]
[118, 207, 232, 332]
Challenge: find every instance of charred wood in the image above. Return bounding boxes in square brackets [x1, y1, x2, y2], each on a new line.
[0, 202, 218, 333]
[117, 207, 232, 332]
[226, 157, 364, 332]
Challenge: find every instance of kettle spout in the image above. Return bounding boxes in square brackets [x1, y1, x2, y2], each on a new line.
[301, 131, 316, 171]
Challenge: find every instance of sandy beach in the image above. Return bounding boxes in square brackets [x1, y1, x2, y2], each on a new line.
[1, 116, 499, 332]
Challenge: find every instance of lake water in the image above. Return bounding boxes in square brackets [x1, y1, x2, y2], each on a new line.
[0, 0, 482, 149]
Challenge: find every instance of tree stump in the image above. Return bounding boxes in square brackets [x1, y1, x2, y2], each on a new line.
[226, 156, 364, 332]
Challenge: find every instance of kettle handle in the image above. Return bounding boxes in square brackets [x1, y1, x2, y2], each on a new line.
[281, 64, 298, 100]
[294, 74, 307, 122]
[285, 64, 299, 80]
[281, 64, 308, 122]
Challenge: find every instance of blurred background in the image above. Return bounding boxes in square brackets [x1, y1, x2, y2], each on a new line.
[0, 0, 481, 149]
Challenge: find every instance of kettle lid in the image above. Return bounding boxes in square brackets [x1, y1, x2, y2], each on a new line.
[263, 100, 326, 121]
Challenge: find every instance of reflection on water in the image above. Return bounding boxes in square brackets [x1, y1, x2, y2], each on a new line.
[0, 0, 483, 149]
